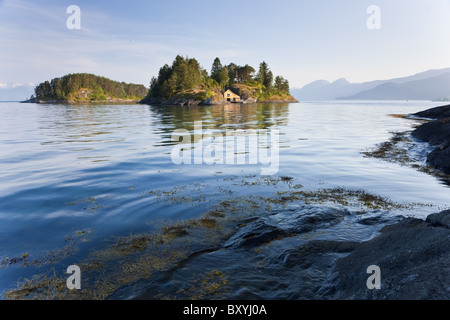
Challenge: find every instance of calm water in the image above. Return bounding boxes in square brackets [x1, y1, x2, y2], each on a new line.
[0, 100, 449, 298]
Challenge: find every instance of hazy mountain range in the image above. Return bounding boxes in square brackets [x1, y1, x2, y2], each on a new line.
[291, 68, 450, 101]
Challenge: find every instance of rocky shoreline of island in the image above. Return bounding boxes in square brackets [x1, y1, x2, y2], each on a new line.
[21, 97, 142, 105]
[139, 95, 298, 107]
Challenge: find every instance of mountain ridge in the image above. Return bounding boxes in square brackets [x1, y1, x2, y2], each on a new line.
[291, 68, 450, 101]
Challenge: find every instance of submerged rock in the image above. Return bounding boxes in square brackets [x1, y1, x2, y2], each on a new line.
[223, 206, 351, 248]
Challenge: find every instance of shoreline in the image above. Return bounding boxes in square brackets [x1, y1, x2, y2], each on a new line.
[19, 98, 300, 106]
[20, 98, 143, 105]
[362, 104, 450, 184]
[139, 96, 299, 107]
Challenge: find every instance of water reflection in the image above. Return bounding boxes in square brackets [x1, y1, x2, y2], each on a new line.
[37, 104, 144, 146]
[148, 103, 290, 146]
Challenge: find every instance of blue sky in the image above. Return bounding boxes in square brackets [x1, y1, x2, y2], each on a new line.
[1, 0, 450, 89]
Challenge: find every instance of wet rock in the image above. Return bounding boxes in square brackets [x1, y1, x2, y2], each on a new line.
[357, 214, 397, 226]
[426, 210, 450, 229]
[411, 105, 450, 174]
[358, 216, 384, 225]
[426, 142, 450, 174]
[412, 118, 450, 146]
[265, 206, 351, 232]
[222, 219, 289, 248]
[332, 211, 450, 299]
[282, 240, 358, 269]
[412, 118, 450, 174]
[223, 206, 351, 248]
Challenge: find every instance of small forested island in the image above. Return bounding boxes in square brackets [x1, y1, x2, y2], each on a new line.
[23, 73, 148, 104]
[140, 55, 298, 106]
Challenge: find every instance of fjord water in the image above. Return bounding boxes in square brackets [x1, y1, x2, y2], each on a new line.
[0, 100, 449, 297]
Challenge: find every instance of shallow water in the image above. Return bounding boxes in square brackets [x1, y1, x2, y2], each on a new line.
[0, 100, 449, 298]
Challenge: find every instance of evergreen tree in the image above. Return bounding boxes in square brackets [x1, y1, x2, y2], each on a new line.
[218, 66, 229, 90]
[148, 55, 203, 99]
[237, 65, 255, 83]
[33, 73, 147, 101]
[227, 63, 238, 85]
[265, 70, 273, 91]
[211, 57, 224, 85]
[256, 61, 273, 90]
[274, 76, 290, 94]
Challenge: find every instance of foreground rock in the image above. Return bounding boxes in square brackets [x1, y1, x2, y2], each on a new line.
[330, 210, 450, 299]
[125, 206, 450, 300]
[411, 104, 450, 174]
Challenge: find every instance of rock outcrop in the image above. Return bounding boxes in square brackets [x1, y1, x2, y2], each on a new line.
[413, 104, 450, 119]
[411, 104, 450, 174]
[331, 210, 450, 299]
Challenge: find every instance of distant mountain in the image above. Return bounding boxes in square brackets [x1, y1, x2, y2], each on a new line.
[290, 78, 383, 101]
[338, 72, 450, 100]
[291, 68, 450, 101]
[0, 83, 35, 101]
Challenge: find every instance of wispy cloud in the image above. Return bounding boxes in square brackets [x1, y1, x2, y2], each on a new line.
[0, 82, 35, 89]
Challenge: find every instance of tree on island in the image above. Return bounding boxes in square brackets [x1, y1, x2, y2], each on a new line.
[256, 61, 274, 91]
[274, 76, 290, 94]
[145, 55, 292, 103]
[210, 58, 229, 91]
[210, 57, 223, 82]
[238, 65, 256, 84]
[149, 55, 204, 99]
[32, 73, 147, 101]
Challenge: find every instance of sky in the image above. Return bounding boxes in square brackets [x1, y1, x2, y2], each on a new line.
[1, 0, 450, 90]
